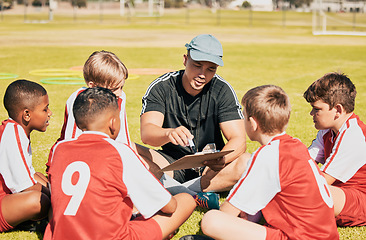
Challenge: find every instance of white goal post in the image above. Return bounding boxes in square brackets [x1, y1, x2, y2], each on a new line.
[120, 0, 164, 17]
[312, 0, 366, 36]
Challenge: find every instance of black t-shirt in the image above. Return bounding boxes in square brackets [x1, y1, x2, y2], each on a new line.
[141, 70, 243, 160]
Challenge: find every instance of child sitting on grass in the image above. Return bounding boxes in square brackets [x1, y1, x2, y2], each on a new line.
[304, 72, 366, 227]
[46, 50, 133, 172]
[0, 79, 51, 232]
[200, 85, 339, 240]
[44, 87, 196, 240]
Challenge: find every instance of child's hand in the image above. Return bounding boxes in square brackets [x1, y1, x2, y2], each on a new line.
[34, 172, 49, 187]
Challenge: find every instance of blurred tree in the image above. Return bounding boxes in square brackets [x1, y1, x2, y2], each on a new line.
[242, 0, 251, 8]
[71, 0, 86, 8]
[0, 0, 13, 9]
[165, 0, 184, 8]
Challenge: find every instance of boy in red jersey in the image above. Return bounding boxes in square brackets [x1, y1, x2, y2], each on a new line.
[304, 72, 366, 226]
[200, 85, 339, 240]
[44, 87, 196, 240]
[0, 80, 51, 232]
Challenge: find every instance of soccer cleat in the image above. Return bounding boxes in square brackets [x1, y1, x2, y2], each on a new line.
[179, 235, 215, 240]
[16, 218, 48, 233]
[194, 192, 220, 210]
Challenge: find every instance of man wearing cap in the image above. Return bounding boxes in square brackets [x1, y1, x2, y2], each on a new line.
[140, 34, 247, 202]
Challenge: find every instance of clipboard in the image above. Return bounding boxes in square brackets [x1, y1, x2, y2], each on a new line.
[161, 150, 234, 171]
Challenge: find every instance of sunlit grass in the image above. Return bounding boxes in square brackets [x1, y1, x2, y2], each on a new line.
[0, 9, 365, 239]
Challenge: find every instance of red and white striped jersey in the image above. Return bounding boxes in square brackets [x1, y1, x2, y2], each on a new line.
[45, 131, 171, 240]
[309, 113, 366, 190]
[0, 119, 36, 196]
[227, 133, 338, 240]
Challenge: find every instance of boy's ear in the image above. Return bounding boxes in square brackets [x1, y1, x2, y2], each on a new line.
[108, 116, 119, 138]
[109, 117, 116, 134]
[249, 117, 258, 132]
[22, 109, 31, 125]
[334, 104, 344, 118]
[87, 81, 96, 88]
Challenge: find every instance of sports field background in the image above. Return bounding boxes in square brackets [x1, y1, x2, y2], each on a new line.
[0, 6, 366, 239]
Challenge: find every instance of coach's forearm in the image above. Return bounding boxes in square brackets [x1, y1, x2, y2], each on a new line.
[221, 136, 247, 164]
[141, 123, 172, 147]
[219, 119, 247, 164]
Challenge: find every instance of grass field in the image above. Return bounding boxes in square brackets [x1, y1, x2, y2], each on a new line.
[0, 6, 366, 239]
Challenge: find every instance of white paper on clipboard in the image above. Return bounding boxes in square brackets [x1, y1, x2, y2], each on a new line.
[161, 150, 234, 171]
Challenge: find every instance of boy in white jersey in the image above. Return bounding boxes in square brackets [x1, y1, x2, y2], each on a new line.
[304, 72, 366, 226]
[46, 50, 131, 171]
[44, 87, 195, 240]
[0, 80, 51, 232]
[46, 50, 162, 175]
[200, 85, 338, 240]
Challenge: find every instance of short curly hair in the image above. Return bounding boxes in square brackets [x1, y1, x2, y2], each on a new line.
[73, 87, 119, 130]
[3, 79, 47, 120]
[303, 72, 356, 113]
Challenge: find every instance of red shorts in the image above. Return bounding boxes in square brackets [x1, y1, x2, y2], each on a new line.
[336, 187, 366, 227]
[127, 216, 162, 240]
[0, 195, 14, 232]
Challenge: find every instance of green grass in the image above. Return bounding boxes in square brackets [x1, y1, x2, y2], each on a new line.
[0, 8, 366, 239]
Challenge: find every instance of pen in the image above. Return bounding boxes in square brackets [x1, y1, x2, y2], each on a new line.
[188, 138, 197, 153]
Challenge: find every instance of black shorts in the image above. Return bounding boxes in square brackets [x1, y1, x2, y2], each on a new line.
[157, 150, 202, 183]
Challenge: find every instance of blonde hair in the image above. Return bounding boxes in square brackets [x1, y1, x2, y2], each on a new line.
[242, 85, 291, 134]
[83, 50, 128, 89]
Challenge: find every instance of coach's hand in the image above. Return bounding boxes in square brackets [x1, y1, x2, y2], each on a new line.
[167, 126, 194, 147]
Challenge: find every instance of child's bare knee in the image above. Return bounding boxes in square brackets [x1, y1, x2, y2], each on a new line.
[26, 192, 42, 211]
[175, 193, 196, 209]
[201, 210, 220, 235]
[26, 191, 50, 217]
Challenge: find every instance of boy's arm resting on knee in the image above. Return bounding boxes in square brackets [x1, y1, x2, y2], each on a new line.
[220, 201, 241, 217]
[160, 196, 177, 214]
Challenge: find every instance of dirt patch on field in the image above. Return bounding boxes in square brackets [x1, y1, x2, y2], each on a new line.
[129, 68, 173, 75]
[1, 27, 364, 47]
[70, 66, 172, 75]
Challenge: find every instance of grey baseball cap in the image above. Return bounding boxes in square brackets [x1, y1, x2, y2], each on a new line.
[185, 34, 224, 66]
